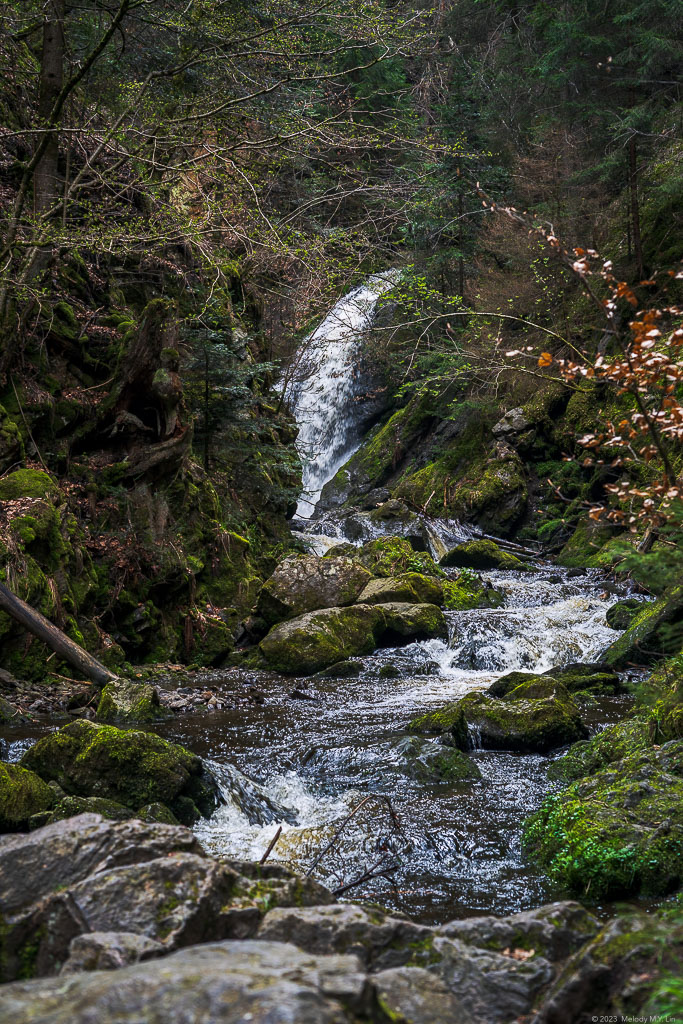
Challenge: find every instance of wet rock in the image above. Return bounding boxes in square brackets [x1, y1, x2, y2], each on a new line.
[499, 677, 572, 702]
[96, 679, 164, 724]
[524, 741, 683, 897]
[257, 554, 371, 626]
[411, 689, 586, 754]
[0, 761, 54, 832]
[395, 736, 482, 783]
[600, 585, 683, 667]
[355, 536, 443, 578]
[229, 859, 335, 913]
[542, 662, 625, 694]
[0, 694, 24, 723]
[378, 662, 400, 678]
[487, 670, 536, 697]
[260, 602, 446, 675]
[357, 572, 443, 607]
[440, 538, 529, 571]
[606, 597, 642, 630]
[443, 573, 504, 610]
[373, 966, 471, 1024]
[315, 659, 362, 679]
[60, 931, 164, 973]
[21, 719, 221, 825]
[136, 801, 180, 824]
[0, 940, 369, 1023]
[438, 901, 600, 962]
[533, 909, 683, 1023]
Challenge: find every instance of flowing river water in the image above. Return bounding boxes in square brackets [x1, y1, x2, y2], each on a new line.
[0, 275, 641, 927]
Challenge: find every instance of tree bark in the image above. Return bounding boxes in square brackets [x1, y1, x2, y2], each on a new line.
[34, 0, 65, 215]
[0, 582, 117, 686]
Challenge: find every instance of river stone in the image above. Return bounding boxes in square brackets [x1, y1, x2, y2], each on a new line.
[260, 602, 446, 675]
[499, 678, 572, 702]
[356, 572, 443, 607]
[440, 538, 528, 571]
[20, 719, 220, 825]
[456, 690, 588, 753]
[257, 554, 372, 625]
[487, 670, 537, 697]
[60, 931, 164, 973]
[524, 740, 683, 898]
[395, 736, 482, 783]
[533, 909, 683, 1023]
[0, 761, 54, 832]
[0, 940, 369, 1024]
[31, 794, 135, 828]
[373, 966, 472, 1024]
[605, 597, 642, 630]
[96, 678, 164, 724]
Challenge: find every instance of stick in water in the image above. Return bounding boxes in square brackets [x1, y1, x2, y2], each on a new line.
[259, 825, 283, 865]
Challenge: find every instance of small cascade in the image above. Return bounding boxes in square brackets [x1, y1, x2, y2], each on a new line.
[288, 269, 400, 518]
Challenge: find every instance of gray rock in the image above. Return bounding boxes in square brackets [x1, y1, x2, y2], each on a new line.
[492, 407, 532, 437]
[95, 679, 164, 724]
[437, 901, 600, 962]
[257, 554, 371, 625]
[373, 966, 471, 1023]
[61, 931, 163, 973]
[258, 904, 433, 970]
[0, 940, 368, 1024]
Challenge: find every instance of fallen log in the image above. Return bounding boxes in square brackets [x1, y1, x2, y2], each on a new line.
[0, 582, 118, 687]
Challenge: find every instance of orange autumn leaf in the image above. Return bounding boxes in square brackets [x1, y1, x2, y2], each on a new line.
[538, 352, 553, 367]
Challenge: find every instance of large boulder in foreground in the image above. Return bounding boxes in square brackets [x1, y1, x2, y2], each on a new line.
[257, 554, 372, 626]
[0, 761, 54, 832]
[441, 538, 529, 571]
[408, 684, 587, 753]
[21, 720, 220, 825]
[524, 740, 683, 898]
[0, 814, 334, 983]
[260, 602, 447, 675]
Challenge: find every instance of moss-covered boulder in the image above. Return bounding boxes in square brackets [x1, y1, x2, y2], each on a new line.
[260, 601, 447, 675]
[0, 762, 54, 832]
[32, 795, 135, 828]
[0, 468, 59, 501]
[0, 403, 23, 473]
[443, 573, 504, 610]
[601, 585, 683, 668]
[395, 736, 481, 783]
[356, 572, 443, 606]
[20, 720, 220, 826]
[354, 537, 443, 579]
[548, 717, 653, 782]
[524, 741, 683, 898]
[606, 598, 643, 631]
[411, 688, 586, 753]
[96, 679, 164, 724]
[441, 538, 529, 571]
[257, 554, 372, 626]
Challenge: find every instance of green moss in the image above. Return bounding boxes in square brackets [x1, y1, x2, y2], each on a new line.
[356, 537, 444, 578]
[407, 703, 469, 748]
[556, 518, 616, 568]
[548, 718, 653, 782]
[96, 679, 165, 724]
[0, 762, 54, 831]
[601, 586, 683, 669]
[0, 469, 58, 501]
[441, 539, 530, 571]
[524, 742, 683, 899]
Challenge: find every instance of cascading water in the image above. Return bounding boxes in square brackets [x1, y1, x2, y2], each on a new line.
[288, 269, 400, 518]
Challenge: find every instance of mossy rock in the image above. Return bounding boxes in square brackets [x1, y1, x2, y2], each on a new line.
[443, 572, 504, 610]
[0, 695, 23, 724]
[640, 654, 683, 742]
[136, 801, 180, 824]
[500, 678, 573, 702]
[524, 740, 683, 898]
[556, 518, 616, 568]
[395, 736, 482, 784]
[488, 670, 537, 697]
[356, 572, 443, 607]
[548, 717, 653, 782]
[315, 660, 362, 679]
[440, 539, 529, 571]
[32, 794, 135, 828]
[606, 598, 643, 631]
[20, 720, 220, 826]
[96, 679, 165, 724]
[0, 403, 23, 473]
[259, 601, 447, 675]
[0, 762, 54, 831]
[459, 690, 587, 753]
[257, 554, 372, 626]
[601, 586, 683, 669]
[0, 469, 58, 502]
[355, 537, 443, 579]
[406, 703, 469, 749]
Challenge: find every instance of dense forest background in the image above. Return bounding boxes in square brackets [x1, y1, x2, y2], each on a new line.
[0, 0, 680, 675]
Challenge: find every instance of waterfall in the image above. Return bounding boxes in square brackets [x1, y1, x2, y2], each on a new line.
[289, 269, 400, 519]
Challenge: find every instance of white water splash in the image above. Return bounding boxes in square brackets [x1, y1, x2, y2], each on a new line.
[289, 270, 400, 518]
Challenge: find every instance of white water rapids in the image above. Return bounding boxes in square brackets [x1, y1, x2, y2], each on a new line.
[289, 269, 400, 518]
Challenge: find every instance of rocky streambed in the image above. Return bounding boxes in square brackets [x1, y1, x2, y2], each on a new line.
[1, 531, 682, 1022]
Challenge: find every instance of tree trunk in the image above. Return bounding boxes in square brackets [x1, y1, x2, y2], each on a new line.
[34, 0, 65, 215]
[0, 582, 118, 686]
[628, 135, 644, 279]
